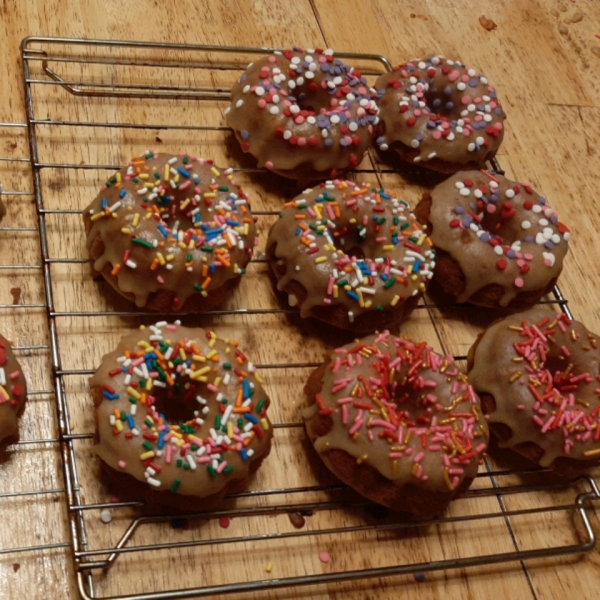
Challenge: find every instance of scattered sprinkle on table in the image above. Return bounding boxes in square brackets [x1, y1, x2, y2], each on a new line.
[265, 562, 273, 573]
[219, 517, 231, 529]
[100, 509, 112, 524]
[319, 551, 331, 564]
[414, 572, 426, 582]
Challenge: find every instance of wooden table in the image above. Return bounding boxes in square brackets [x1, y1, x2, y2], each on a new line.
[1, 0, 600, 598]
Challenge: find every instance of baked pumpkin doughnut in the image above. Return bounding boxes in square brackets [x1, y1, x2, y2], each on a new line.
[414, 170, 570, 309]
[0, 333, 27, 449]
[90, 322, 273, 510]
[468, 309, 600, 476]
[225, 47, 380, 183]
[266, 179, 436, 333]
[83, 152, 257, 313]
[374, 56, 505, 173]
[304, 331, 489, 518]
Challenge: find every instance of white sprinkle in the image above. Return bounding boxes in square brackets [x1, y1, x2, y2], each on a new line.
[100, 509, 112, 523]
[147, 477, 161, 488]
[505, 189, 515, 199]
[521, 220, 531, 230]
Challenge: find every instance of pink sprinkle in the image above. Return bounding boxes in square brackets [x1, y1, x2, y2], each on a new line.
[517, 404, 525, 410]
[118, 460, 126, 469]
[514, 277, 524, 288]
[319, 551, 331, 564]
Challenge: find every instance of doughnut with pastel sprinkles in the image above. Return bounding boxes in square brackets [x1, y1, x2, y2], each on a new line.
[0, 333, 27, 450]
[266, 179, 436, 333]
[374, 56, 505, 174]
[90, 322, 273, 510]
[414, 171, 570, 309]
[225, 48, 380, 183]
[304, 331, 489, 518]
[468, 309, 600, 476]
[83, 152, 257, 313]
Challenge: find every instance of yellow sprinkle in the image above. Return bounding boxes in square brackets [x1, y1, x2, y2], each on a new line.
[314, 256, 327, 264]
[115, 419, 123, 432]
[261, 418, 270, 430]
[210, 166, 221, 177]
[382, 245, 394, 251]
[90, 212, 106, 221]
[203, 192, 217, 199]
[132, 213, 140, 227]
[509, 371, 522, 383]
[138, 173, 149, 180]
[206, 350, 217, 360]
[256, 373, 265, 384]
[391, 295, 400, 306]
[192, 354, 206, 362]
[176, 438, 185, 447]
[584, 448, 600, 458]
[127, 386, 141, 399]
[213, 377, 222, 387]
[266, 562, 273, 573]
[121, 227, 131, 234]
[166, 254, 175, 261]
[156, 253, 165, 265]
[227, 422, 234, 438]
[140, 451, 155, 461]
[333, 286, 339, 298]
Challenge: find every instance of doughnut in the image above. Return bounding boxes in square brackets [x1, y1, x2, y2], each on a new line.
[225, 48, 380, 183]
[467, 309, 600, 476]
[374, 56, 505, 173]
[90, 322, 273, 510]
[0, 333, 27, 449]
[304, 331, 489, 518]
[266, 179, 436, 333]
[83, 152, 257, 313]
[413, 170, 570, 309]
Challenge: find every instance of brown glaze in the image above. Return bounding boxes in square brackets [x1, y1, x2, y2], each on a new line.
[90, 323, 273, 507]
[304, 332, 488, 518]
[467, 309, 600, 473]
[83, 152, 257, 313]
[374, 56, 505, 173]
[266, 180, 435, 333]
[414, 171, 570, 309]
[225, 48, 379, 183]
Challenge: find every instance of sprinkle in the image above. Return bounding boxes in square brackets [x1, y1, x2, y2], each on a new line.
[100, 510, 112, 524]
[318, 551, 331, 564]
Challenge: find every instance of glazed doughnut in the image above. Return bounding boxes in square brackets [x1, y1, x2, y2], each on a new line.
[266, 179, 436, 333]
[468, 309, 600, 475]
[374, 56, 505, 173]
[304, 331, 489, 518]
[0, 333, 27, 449]
[90, 322, 273, 510]
[413, 170, 570, 309]
[83, 152, 257, 313]
[225, 48, 380, 183]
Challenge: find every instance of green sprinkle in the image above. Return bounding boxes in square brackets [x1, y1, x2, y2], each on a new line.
[128, 397, 137, 404]
[400, 222, 410, 230]
[215, 415, 222, 430]
[256, 399, 265, 413]
[171, 479, 181, 493]
[176, 459, 183, 468]
[223, 363, 232, 370]
[337, 279, 349, 287]
[376, 305, 384, 311]
[194, 283, 202, 291]
[200, 245, 214, 252]
[393, 216, 399, 225]
[218, 186, 229, 192]
[207, 465, 217, 478]
[383, 277, 397, 289]
[191, 444, 198, 451]
[142, 441, 153, 451]
[186, 254, 193, 262]
[182, 156, 189, 164]
[183, 463, 190, 470]
[223, 466, 234, 474]
[145, 152, 154, 159]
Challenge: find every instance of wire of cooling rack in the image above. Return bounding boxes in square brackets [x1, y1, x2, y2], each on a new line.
[0, 131, 71, 560]
[18, 37, 598, 600]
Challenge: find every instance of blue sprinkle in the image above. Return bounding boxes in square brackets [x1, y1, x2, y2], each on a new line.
[243, 378, 251, 399]
[432, 98, 441, 109]
[240, 130, 249, 139]
[347, 290, 359, 301]
[445, 102, 454, 111]
[157, 224, 169, 237]
[454, 206, 464, 214]
[158, 432, 165, 449]
[127, 415, 135, 429]
[119, 190, 126, 198]
[381, 273, 389, 282]
[226, 219, 240, 227]
[103, 391, 120, 400]
[101, 198, 108, 209]
[469, 78, 479, 87]
[244, 413, 258, 425]
[413, 260, 422, 271]
[176, 167, 191, 178]
[414, 573, 426, 582]
[506, 250, 516, 258]
[544, 241, 554, 250]
[444, 86, 452, 96]
[325, 139, 334, 147]
[240, 448, 249, 461]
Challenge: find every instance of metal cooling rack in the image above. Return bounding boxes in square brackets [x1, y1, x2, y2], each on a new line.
[0, 123, 71, 561]
[12, 36, 600, 599]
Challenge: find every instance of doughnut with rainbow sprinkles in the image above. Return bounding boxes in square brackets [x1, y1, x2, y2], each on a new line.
[83, 152, 257, 313]
[90, 322, 273, 510]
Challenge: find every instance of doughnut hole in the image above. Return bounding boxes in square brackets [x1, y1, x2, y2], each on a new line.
[148, 381, 206, 426]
